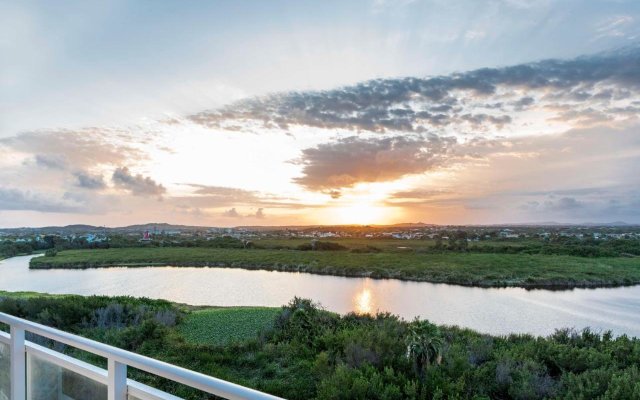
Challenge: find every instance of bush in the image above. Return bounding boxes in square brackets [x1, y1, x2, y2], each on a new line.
[351, 245, 382, 253]
[297, 241, 348, 251]
[44, 248, 58, 257]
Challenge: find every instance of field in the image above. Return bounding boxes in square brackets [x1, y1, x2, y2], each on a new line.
[29, 246, 640, 288]
[252, 237, 540, 251]
[178, 307, 280, 346]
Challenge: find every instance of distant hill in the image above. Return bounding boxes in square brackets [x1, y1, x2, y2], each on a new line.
[494, 221, 633, 227]
[235, 222, 435, 231]
[0, 223, 211, 234]
[115, 223, 210, 232]
[0, 221, 637, 234]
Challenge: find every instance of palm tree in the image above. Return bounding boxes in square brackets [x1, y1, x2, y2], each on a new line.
[406, 320, 444, 379]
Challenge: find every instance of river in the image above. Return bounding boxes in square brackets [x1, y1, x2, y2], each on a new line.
[1, 255, 639, 337]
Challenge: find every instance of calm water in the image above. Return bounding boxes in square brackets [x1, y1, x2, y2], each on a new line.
[2, 255, 640, 337]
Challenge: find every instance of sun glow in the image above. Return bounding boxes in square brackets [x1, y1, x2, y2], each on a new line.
[317, 182, 407, 225]
[332, 203, 390, 225]
[354, 287, 374, 315]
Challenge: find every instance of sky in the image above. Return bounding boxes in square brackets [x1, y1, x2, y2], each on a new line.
[1, 0, 640, 227]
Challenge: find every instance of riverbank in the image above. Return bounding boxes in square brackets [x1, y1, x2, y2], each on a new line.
[29, 247, 640, 289]
[1, 291, 639, 400]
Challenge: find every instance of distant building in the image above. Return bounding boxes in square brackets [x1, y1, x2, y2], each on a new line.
[139, 230, 152, 242]
[499, 230, 519, 239]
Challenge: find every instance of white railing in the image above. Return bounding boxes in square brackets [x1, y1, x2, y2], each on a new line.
[0, 312, 284, 400]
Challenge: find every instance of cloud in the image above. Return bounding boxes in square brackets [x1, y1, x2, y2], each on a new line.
[547, 197, 583, 211]
[512, 96, 535, 111]
[1, 128, 144, 169]
[33, 154, 67, 170]
[171, 184, 321, 211]
[595, 15, 636, 40]
[464, 30, 486, 41]
[185, 184, 259, 202]
[427, 123, 640, 223]
[74, 171, 106, 190]
[222, 207, 240, 218]
[293, 134, 456, 193]
[390, 189, 450, 200]
[222, 207, 267, 219]
[187, 46, 640, 134]
[112, 167, 166, 197]
[0, 187, 80, 213]
[2, 45, 640, 225]
[517, 193, 632, 221]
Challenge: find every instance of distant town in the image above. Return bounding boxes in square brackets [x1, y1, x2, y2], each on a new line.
[2, 222, 639, 249]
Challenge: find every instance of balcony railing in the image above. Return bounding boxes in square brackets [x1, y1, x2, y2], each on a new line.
[0, 311, 284, 400]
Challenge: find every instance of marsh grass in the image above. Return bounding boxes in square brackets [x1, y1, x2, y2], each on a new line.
[29, 247, 640, 288]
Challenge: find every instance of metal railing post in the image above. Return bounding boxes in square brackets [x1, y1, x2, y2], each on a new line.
[0, 312, 283, 400]
[10, 326, 26, 400]
[108, 358, 127, 400]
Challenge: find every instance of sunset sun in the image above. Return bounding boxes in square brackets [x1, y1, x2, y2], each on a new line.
[333, 202, 391, 225]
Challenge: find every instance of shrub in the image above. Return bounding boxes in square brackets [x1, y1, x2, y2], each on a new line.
[297, 241, 348, 251]
[44, 248, 58, 257]
[351, 245, 382, 253]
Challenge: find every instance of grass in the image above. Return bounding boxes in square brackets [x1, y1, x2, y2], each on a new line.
[0, 290, 68, 299]
[253, 237, 537, 251]
[178, 307, 281, 346]
[29, 246, 640, 288]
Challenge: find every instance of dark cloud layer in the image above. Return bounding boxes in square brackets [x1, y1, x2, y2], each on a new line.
[294, 134, 456, 194]
[188, 46, 640, 133]
[74, 172, 106, 190]
[112, 167, 166, 197]
[0, 188, 79, 213]
[1, 129, 143, 169]
[34, 154, 67, 170]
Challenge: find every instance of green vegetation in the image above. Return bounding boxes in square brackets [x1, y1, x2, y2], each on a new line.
[29, 246, 640, 288]
[178, 307, 280, 346]
[247, 235, 640, 258]
[0, 241, 42, 260]
[44, 248, 58, 257]
[1, 292, 640, 399]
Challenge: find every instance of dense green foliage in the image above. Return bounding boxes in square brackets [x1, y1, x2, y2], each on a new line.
[296, 241, 349, 251]
[30, 246, 640, 288]
[9, 231, 640, 258]
[254, 236, 640, 258]
[1, 293, 639, 399]
[0, 240, 46, 259]
[178, 307, 281, 346]
[468, 237, 640, 258]
[0, 234, 251, 261]
[64, 234, 250, 250]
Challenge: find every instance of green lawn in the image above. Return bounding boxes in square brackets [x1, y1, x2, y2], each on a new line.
[0, 290, 70, 300]
[178, 307, 281, 346]
[29, 247, 640, 288]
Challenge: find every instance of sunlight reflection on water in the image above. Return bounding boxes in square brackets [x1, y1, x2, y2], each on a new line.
[354, 287, 373, 314]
